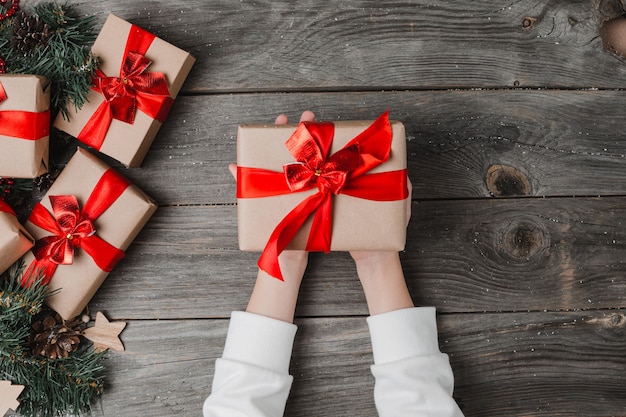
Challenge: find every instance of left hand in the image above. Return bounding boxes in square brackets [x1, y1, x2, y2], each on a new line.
[240, 111, 315, 323]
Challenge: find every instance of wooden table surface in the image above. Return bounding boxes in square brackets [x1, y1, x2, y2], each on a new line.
[10, 0, 626, 416]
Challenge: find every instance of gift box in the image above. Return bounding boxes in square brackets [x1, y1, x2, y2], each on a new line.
[54, 14, 195, 167]
[0, 200, 34, 274]
[22, 148, 157, 320]
[236, 112, 409, 280]
[0, 74, 50, 178]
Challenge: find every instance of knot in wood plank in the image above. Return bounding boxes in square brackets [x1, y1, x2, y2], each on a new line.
[609, 313, 625, 329]
[588, 312, 625, 337]
[501, 219, 548, 260]
[485, 164, 531, 197]
[521, 16, 537, 29]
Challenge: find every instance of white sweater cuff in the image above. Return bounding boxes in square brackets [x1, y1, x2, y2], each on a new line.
[222, 311, 297, 375]
[367, 307, 440, 365]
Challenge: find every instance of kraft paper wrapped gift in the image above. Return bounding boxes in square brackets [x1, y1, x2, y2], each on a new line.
[23, 148, 157, 320]
[0, 200, 34, 274]
[54, 14, 195, 167]
[236, 112, 409, 279]
[0, 74, 50, 178]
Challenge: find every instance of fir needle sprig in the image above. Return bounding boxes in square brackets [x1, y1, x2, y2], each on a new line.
[0, 2, 99, 118]
[1, 262, 107, 417]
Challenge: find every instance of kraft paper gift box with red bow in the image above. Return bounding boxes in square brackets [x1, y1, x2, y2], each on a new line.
[0, 200, 34, 275]
[0, 74, 50, 178]
[22, 148, 157, 320]
[53, 14, 195, 168]
[236, 112, 409, 280]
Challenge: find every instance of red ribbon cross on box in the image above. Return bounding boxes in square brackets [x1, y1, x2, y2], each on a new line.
[24, 169, 129, 286]
[77, 25, 172, 150]
[237, 111, 408, 280]
[0, 79, 50, 140]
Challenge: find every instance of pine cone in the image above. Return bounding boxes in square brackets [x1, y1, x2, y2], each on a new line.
[30, 312, 83, 360]
[34, 172, 54, 192]
[11, 11, 51, 54]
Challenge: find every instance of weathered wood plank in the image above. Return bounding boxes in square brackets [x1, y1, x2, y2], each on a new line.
[107, 89, 626, 206]
[5, 3, 625, 417]
[23, 310, 621, 417]
[408, 196, 626, 313]
[441, 310, 626, 416]
[54, 0, 626, 91]
[88, 196, 626, 319]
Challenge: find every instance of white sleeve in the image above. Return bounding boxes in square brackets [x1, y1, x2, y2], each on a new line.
[367, 307, 465, 417]
[203, 311, 297, 417]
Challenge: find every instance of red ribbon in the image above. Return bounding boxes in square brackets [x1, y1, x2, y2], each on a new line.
[0, 79, 50, 140]
[237, 111, 408, 280]
[77, 24, 173, 150]
[23, 169, 129, 286]
[0, 199, 15, 216]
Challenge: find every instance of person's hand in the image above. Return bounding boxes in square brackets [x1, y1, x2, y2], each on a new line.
[235, 111, 315, 323]
[350, 177, 414, 315]
[228, 110, 315, 281]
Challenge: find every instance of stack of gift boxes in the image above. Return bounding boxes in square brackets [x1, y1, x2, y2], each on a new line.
[0, 14, 195, 320]
[2, 13, 410, 320]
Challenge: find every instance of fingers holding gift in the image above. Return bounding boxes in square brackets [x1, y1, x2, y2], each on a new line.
[275, 110, 315, 125]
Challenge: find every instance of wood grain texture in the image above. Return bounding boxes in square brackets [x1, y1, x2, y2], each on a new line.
[106, 89, 626, 206]
[87, 197, 626, 319]
[407, 197, 626, 313]
[46, 0, 626, 91]
[441, 310, 626, 416]
[8, 311, 621, 417]
[6, 2, 626, 417]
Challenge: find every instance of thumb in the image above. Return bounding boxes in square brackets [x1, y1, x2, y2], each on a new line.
[228, 163, 237, 180]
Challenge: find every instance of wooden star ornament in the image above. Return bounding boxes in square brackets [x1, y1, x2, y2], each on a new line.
[83, 311, 127, 353]
[0, 380, 25, 416]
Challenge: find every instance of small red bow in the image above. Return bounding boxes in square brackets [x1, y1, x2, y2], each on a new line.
[31, 195, 98, 265]
[95, 51, 170, 125]
[284, 137, 362, 195]
[77, 24, 175, 151]
[24, 169, 129, 286]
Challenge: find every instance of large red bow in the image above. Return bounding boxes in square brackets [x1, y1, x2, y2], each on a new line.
[0, 79, 50, 140]
[95, 51, 170, 125]
[77, 25, 173, 150]
[237, 112, 408, 280]
[24, 169, 129, 285]
[31, 195, 98, 265]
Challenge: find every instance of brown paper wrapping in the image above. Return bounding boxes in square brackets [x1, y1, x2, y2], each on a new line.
[237, 120, 408, 251]
[54, 14, 196, 167]
[23, 148, 157, 320]
[0, 211, 34, 274]
[0, 75, 49, 178]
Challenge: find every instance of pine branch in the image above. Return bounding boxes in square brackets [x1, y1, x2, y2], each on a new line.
[3, 346, 106, 417]
[0, 262, 47, 325]
[0, 261, 107, 417]
[0, 2, 99, 118]
[0, 3, 98, 218]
